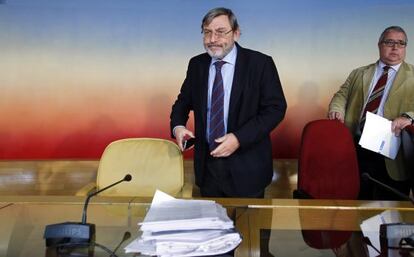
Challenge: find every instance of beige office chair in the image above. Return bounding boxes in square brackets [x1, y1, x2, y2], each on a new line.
[77, 138, 192, 198]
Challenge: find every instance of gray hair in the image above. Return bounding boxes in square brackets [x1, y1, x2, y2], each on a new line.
[201, 7, 239, 32]
[379, 26, 408, 43]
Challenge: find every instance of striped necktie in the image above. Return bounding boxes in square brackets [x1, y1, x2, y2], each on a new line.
[360, 66, 390, 130]
[209, 61, 226, 150]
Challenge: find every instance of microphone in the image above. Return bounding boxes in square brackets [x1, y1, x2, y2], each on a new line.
[361, 173, 414, 204]
[82, 174, 132, 224]
[44, 174, 132, 248]
[111, 231, 131, 256]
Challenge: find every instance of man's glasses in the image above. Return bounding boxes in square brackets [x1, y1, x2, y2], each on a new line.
[381, 39, 407, 48]
[202, 29, 233, 38]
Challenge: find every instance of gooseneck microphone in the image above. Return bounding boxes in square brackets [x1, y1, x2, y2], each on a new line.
[111, 231, 131, 256]
[361, 173, 414, 204]
[44, 174, 132, 248]
[82, 174, 132, 224]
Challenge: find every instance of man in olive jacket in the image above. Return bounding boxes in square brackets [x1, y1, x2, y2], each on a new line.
[328, 26, 414, 200]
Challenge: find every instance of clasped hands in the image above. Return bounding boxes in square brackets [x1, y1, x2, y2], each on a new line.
[328, 111, 412, 136]
[174, 127, 240, 157]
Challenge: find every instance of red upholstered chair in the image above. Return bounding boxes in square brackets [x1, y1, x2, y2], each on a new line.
[294, 120, 360, 252]
[293, 119, 360, 199]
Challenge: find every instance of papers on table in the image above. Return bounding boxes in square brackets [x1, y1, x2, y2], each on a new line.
[359, 112, 401, 159]
[360, 210, 401, 257]
[124, 190, 242, 256]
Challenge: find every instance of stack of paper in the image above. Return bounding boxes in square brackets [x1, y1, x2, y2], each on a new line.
[125, 190, 242, 256]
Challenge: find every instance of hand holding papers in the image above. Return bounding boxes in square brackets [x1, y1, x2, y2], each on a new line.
[359, 112, 401, 159]
[125, 190, 242, 256]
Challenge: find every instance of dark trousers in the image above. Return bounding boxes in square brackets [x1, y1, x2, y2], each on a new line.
[356, 145, 410, 200]
[200, 155, 265, 198]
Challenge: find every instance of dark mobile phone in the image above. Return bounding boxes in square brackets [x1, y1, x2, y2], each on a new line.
[183, 137, 195, 150]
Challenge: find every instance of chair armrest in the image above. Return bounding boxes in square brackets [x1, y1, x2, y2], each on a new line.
[75, 182, 97, 196]
[180, 183, 193, 198]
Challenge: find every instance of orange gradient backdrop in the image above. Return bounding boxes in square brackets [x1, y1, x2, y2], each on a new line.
[0, 0, 413, 159]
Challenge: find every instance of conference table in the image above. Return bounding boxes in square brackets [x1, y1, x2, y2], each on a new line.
[0, 196, 413, 257]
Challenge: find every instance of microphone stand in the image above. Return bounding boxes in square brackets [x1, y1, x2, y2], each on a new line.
[362, 173, 414, 204]
[43, 174, 132, 248]
[111, 231, 131, 257]
[82, 174, 132, 224]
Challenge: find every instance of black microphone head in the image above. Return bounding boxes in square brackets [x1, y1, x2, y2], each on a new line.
[361, 173, 371, 181]
[123, 231, 131, 241]
[124, 174, 132, 181]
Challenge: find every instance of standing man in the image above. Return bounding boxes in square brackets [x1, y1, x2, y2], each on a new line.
[170, 7, 286, 198]
[328, 26, 414, 200]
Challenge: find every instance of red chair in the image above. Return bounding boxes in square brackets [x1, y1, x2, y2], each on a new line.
[294, 120, 360, 252]
[293, 119, 360, 199]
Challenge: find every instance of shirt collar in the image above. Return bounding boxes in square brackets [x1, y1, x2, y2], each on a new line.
[378, 60, 401, 72]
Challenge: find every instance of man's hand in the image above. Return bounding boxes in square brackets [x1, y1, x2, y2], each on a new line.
[174, 127, 194, 151]
[391, 116, 412, 136]
[328, 111, 344, 123]
[210, 133, 240, 158]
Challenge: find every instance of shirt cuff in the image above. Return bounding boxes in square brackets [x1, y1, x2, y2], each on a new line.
[172, 125, 186, 138]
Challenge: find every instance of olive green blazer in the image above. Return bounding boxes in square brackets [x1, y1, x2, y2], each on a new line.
[329, 61, 414, 180]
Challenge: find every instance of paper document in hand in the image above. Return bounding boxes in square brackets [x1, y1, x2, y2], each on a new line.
[359, 112, 401, 159]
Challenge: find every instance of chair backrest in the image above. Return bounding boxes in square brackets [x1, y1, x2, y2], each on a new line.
[297, 119, 360, 199]
[96, 138, 184, 197]
[302, 230, 352, 249]
[299, 208, 356, 250]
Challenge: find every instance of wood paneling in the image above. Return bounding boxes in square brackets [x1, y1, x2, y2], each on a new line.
[0, 159, 298, 198]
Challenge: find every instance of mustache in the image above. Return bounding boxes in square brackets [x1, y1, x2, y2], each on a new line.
[207, 44, 222, 48]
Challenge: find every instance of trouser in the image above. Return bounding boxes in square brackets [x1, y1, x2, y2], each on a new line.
[200, 154, 265, 198]
[356, 144, 410, 200]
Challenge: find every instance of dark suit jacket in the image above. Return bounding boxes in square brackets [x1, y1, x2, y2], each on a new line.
[170, 43, 287, 196]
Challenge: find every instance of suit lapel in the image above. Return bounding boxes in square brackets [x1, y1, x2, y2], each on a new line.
[389, 62, 408, 95]
[362, 63, 376, 101]
[228, 44, 245, 129]
[200, 55, 211, 130]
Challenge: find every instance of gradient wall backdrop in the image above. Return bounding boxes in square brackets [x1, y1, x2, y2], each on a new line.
[0, 0, 413, 159]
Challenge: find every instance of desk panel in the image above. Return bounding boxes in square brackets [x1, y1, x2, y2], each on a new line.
[1, 196, 414, 257]
[0, 201, 147, 257]
[235, 204, 414, 257]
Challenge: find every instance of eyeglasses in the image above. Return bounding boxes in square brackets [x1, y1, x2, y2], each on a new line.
[381, 39, 407, 48]
[202, 29, 233, 38]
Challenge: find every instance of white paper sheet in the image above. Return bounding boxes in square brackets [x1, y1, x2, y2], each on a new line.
[359, 112, 401, 159]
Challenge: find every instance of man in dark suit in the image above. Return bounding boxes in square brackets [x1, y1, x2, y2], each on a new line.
[170, 7, 287, 198]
